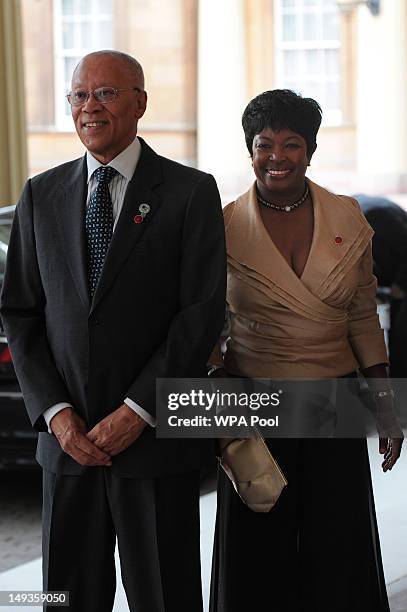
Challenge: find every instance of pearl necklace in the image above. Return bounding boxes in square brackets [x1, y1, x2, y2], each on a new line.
[257, 184, 309, 212]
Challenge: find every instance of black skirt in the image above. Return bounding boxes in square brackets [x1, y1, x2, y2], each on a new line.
[210, 412, 390, 612]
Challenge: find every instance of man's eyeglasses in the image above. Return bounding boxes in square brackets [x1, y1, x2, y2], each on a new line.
[66, 87, 142, 107]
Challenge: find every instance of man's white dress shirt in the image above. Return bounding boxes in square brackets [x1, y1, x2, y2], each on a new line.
[43, 138, 156, 431]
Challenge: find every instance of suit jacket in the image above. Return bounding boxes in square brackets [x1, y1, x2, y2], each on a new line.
[0, 138, 226, 476]
[218, 180, 388, 378]
[356, 194, 407, 291]
[356, 194, 407, 377]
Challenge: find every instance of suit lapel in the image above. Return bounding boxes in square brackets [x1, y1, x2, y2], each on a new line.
[54, 157, 90, 312]
[90, 139, 163, 312]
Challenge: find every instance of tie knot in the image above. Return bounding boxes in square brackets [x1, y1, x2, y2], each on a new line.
[93, 165, 118, 185]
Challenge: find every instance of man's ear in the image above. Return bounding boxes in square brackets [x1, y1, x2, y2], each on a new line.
[135, 90, 148, 120]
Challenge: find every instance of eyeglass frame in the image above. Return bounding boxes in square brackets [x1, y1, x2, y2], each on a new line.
[66, 86, 142, 107]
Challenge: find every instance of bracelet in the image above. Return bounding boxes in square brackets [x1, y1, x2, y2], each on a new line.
[372, 389, 395, 400]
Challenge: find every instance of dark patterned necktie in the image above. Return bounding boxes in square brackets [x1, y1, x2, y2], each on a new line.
[85, 165, 118, 297]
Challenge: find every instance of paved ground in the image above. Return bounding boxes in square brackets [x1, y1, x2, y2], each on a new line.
[389, 585, 407, 612]
[0, 471, 41, 572]
[0, 442, 406, 611]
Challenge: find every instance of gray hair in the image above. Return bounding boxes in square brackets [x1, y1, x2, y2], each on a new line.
[73, 50, 145, 89]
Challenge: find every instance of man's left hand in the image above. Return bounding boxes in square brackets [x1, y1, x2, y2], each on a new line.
[87, 403, 147, 456]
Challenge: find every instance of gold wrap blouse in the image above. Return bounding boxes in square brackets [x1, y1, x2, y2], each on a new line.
[217, 179, 388, 378]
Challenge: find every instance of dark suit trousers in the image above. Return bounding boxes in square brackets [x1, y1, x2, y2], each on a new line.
[42, 468, 203, 612]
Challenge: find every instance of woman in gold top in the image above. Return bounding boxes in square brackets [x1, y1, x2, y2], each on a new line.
[209, 90, 403, 612]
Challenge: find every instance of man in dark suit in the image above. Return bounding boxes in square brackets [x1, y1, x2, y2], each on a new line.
[356, 194, 407, 376]
[0, 50, 226, 612]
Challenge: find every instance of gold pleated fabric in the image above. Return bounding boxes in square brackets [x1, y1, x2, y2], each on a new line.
[222, 179, 388, 378]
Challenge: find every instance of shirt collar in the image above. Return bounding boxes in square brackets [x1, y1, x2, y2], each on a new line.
[86, 137, 142, 183]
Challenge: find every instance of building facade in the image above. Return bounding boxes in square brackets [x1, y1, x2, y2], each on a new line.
[20, 0, 407, 201]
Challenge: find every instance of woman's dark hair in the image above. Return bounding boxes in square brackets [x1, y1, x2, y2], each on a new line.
[242, 89, 322, 160]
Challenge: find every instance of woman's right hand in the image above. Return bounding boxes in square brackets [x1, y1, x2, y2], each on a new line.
[379, 435, 404, 472]
[376, 403, 404, 471]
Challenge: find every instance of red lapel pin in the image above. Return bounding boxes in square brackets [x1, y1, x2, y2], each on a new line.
[335, 236, 343, 245]
[133, 203, 151, 225]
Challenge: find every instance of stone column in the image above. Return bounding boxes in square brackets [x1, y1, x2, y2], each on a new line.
[356, 0, 407, 193]
[0, 0, 28, 205]
[197, 0, 251, 201]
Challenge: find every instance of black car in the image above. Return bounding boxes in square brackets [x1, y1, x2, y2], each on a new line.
[0, 205, 38, 469]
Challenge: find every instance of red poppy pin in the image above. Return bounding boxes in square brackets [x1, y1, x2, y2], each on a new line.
[134, 203, 150, 224]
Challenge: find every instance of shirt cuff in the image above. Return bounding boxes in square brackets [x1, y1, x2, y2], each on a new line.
[43, 403, 73, 434]
[124, 398, 156, 428]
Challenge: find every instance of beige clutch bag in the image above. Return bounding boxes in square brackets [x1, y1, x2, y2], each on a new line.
[218, 429, 287, 513]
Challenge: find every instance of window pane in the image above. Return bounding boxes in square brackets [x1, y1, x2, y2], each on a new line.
[80, 21, 92, 46]
[305, 49, 323, 75]
[326, 81, 340, 110]
[98, 21, 113, 47]
[303, 0, 319, 5]
[64, 96, 71, 118]
[325, 49, 339, 75]
[98, 0, 112, 13]
[283, 50, 300, 78]
[283, 14, 296, 41]
[62, 21, 75, 48]
[285, 81, 301, 94]
[64, 56, 79, 116]
[62, 0, 74, 15]
[64, 57, 78, 86]
[78, 0, 90, 15]
[323, 12, 339, 39]
[305, 82, 323, 105]
[303, 13, 320, 40]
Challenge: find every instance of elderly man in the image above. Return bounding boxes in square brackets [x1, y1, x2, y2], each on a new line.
[0, 51, 226, 612]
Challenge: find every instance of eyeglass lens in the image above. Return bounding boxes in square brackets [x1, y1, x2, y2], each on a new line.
[68, 87, 117, 106]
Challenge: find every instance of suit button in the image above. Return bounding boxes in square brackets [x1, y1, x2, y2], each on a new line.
[93, 319, 100, 326]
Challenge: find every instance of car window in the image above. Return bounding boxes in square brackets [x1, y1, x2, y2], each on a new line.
[0, 221, 12, 246]
[0, 244, 7, 285]
[0, 221, 12, 286]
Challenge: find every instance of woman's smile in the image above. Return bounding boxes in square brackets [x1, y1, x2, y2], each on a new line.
[266, 168, 292, 178]
[252, 127, 309, 203]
